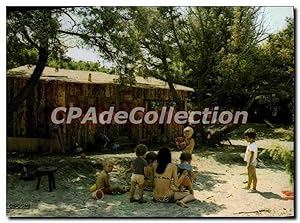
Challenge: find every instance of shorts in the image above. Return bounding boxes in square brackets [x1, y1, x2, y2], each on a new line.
[131, 174, 145, 185]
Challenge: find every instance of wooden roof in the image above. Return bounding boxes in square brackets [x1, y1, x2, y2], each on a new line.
[7, 65, 194, 92]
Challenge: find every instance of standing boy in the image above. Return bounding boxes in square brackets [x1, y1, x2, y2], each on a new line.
[129, 144, 148, 203]
[244, 128, 258, 192]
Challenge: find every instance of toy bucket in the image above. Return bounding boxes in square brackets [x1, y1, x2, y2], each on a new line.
[92, 189, 104, 200]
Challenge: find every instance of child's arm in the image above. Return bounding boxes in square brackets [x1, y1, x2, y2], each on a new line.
[190, 170, 197, 181]
[96, 175, 103, 190]
[143, 159, 149, 177]
[247, 151, 254, 168]
[124, 162, 135, 178]
[172, 165, 188, 187]
[104, 174, 111, 188]
[123, 161, 134, 175]
[144, 164, 154, 178]
[144, 166, 149, 177]
[96, 173, 111, 190]
[186, 139, 195, 152]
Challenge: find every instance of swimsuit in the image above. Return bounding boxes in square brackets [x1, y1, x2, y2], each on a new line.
[153, 175, 175, 203]
[154, 175, 171, 180]
[153, 193, 175, 203]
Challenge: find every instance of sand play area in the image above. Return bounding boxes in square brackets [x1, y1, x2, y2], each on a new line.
[7, 136, 294, 217]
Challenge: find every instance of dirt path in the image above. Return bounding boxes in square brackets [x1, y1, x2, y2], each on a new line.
[7, 150, 293, 217]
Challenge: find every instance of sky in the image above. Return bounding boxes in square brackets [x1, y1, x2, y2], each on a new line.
[65, 6, 293, 62]
[261, 7, 294, 33]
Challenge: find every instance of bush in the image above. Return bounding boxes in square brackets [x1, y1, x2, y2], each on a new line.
[259, 144, 294, 185]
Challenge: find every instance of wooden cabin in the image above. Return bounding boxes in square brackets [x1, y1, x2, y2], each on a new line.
[7, 65, 194, 153]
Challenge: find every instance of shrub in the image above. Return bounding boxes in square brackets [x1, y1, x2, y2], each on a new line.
[259, 144, 294, 185]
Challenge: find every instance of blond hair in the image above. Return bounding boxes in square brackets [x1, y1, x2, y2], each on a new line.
[103, 159, 114, 167]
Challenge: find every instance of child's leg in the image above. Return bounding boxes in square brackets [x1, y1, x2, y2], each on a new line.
[129, 181, 136, 199]
[247, 166, 253, 189]
[187, 185, 194, 195]
[137, 176, 146, 202]
[179, 193, 195, 204]
[251, 166, 257, 190]
[174, 191, 196, 207]
[138, 182, 145, 200]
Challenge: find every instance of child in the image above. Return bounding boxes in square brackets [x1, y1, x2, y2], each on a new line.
[243, 128, 258, 192]
[90, 159, 126, 199]
[177, 152, 196, 195]
[129, 144, 148, 203]
[176, 126, 195, 154]
[144, 152, 157, 191]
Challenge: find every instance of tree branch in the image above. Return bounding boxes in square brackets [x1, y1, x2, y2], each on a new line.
[21, 29, 39, 49]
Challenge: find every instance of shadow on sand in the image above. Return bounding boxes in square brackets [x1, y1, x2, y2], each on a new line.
[194, 171, 227, 192]
[257, 191, 284, 200]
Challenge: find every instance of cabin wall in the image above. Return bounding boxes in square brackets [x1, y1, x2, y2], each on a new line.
[7, 77, 189, 153]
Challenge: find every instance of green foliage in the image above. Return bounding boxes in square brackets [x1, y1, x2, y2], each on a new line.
[7, 47, 39, 69]
[47, 57, 110, 73]
[256, 18, 294, 123]
[75, 7, 142, 86]
[7, 8, 65, 69]
[260, 144, 294, 185]
[76, 7, 292, 110]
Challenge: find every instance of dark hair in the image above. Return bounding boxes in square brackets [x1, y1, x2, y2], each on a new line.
[180, 152, 192, 162]
[145, 152, 157, 164]
[156, 147, 172, 174]
[244, 128, 256, 139]
[135, 144, 148, 156]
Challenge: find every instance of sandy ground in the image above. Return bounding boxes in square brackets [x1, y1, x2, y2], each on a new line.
[7, 144, 294, 217]
[224, 139, 293, 151]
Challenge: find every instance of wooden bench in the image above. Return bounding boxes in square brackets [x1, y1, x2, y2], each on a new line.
[7, 137, 51, 153]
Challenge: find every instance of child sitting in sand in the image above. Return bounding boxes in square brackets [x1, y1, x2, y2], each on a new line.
[90, 159, 127, 199]
[177, 152, 196, 195]
[144, 151, 157, 191]
[176, 126, 195, 154]
[129, 144, 148, 203]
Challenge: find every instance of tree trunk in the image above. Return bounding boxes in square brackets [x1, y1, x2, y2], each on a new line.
[204, 94, 257, 146]
[7, 48, 48, 114]
[166, 80, 184, 110]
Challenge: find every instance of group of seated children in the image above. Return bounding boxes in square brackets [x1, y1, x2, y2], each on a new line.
[90, 146, 196, 203]
[90, 126, 196, 202]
